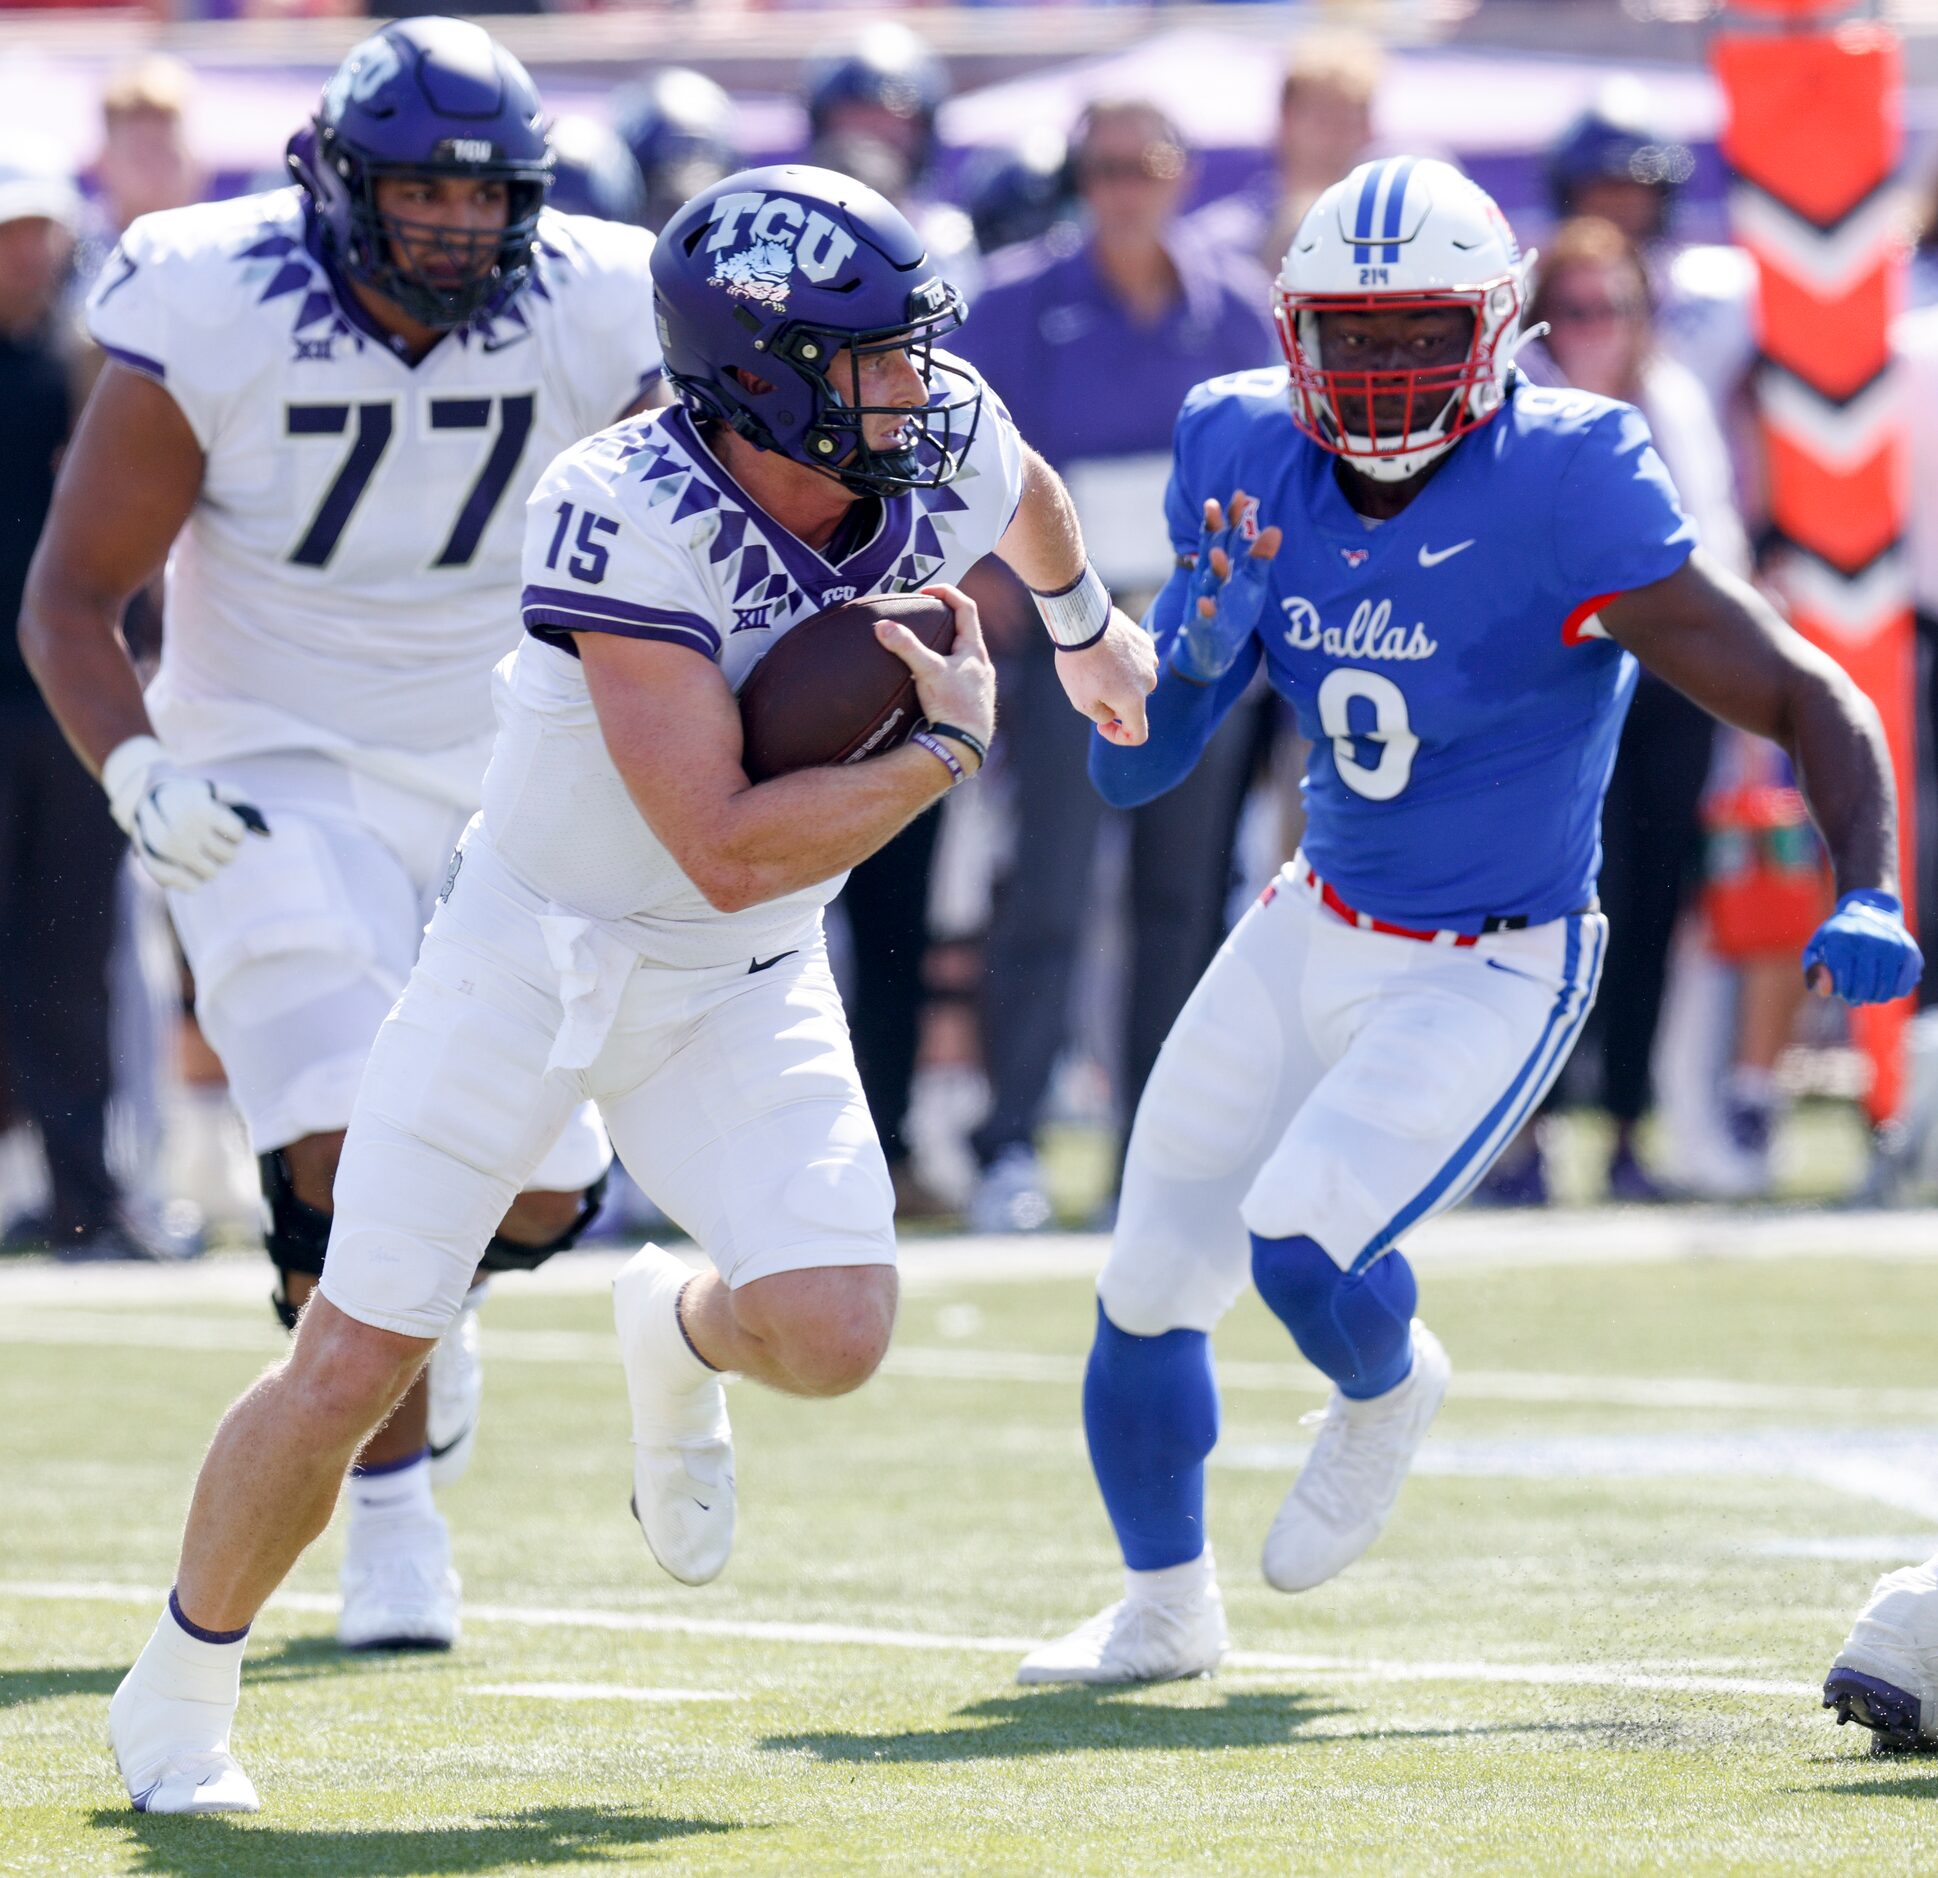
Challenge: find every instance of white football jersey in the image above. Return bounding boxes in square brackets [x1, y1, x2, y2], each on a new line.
[87, 188, 661, 805]
[479, 356, 1026, 965]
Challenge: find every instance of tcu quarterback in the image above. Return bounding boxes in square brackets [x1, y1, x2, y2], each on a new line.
[1021, 157, 1922, 1685]
[22, 20, 657, 1659]
[94, 163, 1155, 1813]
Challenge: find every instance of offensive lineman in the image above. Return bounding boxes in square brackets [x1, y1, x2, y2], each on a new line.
[21, 21, 658, 1654]
[101, 163, 1157, 1813]
[1019, 158, 1922, 1684]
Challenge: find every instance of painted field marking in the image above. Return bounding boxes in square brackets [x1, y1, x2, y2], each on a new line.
[8, 1306, 1938, 1422]
[0, 1580, 1820, 1700]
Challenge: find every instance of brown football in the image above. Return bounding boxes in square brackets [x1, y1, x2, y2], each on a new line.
[737, 591, 956, 783]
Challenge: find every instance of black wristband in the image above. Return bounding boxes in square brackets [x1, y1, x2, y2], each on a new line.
[923, 721, 989, 768]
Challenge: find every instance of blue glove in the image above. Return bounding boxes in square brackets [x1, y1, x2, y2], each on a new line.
[1172, 495, 1277, 686]
[1801, 889, 1924, 1006]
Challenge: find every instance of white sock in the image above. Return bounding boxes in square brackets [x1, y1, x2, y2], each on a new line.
[345, 1448, 437, 1542]
[132, 1594, 248, 1708]
[616, 1244, 724, 1445]
[1126, 1549, 1214, 1606]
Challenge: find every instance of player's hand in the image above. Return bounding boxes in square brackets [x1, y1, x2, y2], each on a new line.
[1802, 890, 1923, 1006]
[1056, 608, 1157, 747]
[1175, 490, 1282, 687]
[102, 735, 269, 893]
[881, 584, 997, 765]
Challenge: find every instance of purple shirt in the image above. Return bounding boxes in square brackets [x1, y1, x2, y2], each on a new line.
[953, 224, 1276, 473]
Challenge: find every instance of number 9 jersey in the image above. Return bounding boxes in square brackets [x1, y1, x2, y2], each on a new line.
[1158, 367, 1697, 931]
[87, 188, 661, 801]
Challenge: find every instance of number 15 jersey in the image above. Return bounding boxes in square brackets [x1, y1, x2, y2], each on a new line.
[87, 187, 660, 801]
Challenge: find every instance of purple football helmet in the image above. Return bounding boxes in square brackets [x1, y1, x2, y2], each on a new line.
[290, 18, 552, 331]
[651, 164, 979, 498]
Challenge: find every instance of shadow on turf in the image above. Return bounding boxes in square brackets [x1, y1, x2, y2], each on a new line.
[90, 1804, 744, 1874]
[0, 1636, 443, 1714]
[765, 1688, 1342, 1760]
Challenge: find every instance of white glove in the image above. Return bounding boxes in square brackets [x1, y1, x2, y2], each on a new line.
[102, 735, 268, 893]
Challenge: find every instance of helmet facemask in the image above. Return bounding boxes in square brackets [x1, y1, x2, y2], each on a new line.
[1275, 263, 1530, 483]
[321, 132, 551, 330]
[780, 292, 980, 496]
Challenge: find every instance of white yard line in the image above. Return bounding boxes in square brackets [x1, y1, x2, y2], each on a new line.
[0, 1579, 1819, 1699]
[8, 1306, 1938, 1420]
[0, 1207, 1928, 1311]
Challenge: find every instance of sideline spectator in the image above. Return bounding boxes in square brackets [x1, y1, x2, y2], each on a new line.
[954, 99, 1275, 1231]
[1193, 28, 1383, 273]
[1487, 216, 1752, 1204]
[815, 26, 978, 1216]
[0, 143, 151, 1259]
[73, 58, 205, 308]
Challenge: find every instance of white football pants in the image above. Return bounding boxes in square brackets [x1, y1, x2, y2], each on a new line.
[1100, 857, 1606, 1338]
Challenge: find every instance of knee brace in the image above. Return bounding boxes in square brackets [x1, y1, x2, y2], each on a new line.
[260, 1148, 334, 1332]
[1250, 1234, 1415, 1400]
[1083, 1302, 1220, 1572]
[479, 1170, 609, 1274]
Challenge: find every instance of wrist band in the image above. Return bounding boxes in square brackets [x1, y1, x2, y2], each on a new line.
[1032, 563, 1111, 651]
[909, 730, 966, 787]
[923, 721, 989, 770]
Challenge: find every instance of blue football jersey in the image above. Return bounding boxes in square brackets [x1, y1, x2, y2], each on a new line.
[1160, 368, 1697, 931]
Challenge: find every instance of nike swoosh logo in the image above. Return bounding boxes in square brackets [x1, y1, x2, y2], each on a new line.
[692, 1500, 711, 1512]
[1484, 957, 1546, 984]
[1417, 540, 1475, 568]
[480, 330, 530, 354]
[747, 950, 797, 975]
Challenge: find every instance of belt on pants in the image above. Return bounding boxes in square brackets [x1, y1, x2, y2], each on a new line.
[1290, 861, 1547, 948]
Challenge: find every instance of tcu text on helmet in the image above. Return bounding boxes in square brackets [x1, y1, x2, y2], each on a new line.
[705, 192, 858, 282]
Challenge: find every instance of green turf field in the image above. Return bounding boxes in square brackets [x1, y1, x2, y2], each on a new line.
[4, 1229, 1937, 1876]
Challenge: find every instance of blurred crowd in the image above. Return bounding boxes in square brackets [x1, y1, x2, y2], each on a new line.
[1, 22, 1931, 1258]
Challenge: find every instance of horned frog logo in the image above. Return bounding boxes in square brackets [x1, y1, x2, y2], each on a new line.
[323, 35, 403, 115]
[709, 238, 795, 311]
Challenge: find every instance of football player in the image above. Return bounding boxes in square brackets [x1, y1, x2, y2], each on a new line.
[1826, 1560, 1938, 1752]
[98, 162, 1157, 1812]
[1018, 157, 1921, 1685]
[21, 20, 661, 1658]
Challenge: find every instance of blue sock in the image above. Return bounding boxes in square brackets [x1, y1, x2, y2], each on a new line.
[1250, 1234, 1416, 1400]
[1082, 1302, 1218, 1571]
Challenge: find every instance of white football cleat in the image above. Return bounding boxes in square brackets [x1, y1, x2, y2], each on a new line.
[1017, 1586, 1229, 1686]
[1262, 1322, 1450, 1594]
[1825, 1561, 1938, 1751]
[613, 1243, 735, 1586]
[338, 1518, 461, 1652]
[110, 1664, 258, 1815]
[426, 1284, 486, 1489]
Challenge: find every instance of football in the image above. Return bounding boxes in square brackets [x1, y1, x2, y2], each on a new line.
[737, 591, 957, 783]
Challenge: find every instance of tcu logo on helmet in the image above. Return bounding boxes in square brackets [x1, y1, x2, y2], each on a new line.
[704, 192, 860, 309]
[322, 34, 401, 114]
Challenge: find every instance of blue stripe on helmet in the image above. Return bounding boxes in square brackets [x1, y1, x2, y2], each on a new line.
[1351, 159, 1388, 265]
[1379, 156, 1418, 263]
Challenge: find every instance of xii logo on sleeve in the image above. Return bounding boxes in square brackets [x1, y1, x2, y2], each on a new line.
[705, 193, 859, 310]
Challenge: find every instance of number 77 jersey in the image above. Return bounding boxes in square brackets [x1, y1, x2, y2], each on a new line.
[1163, 367, 1698, 933]
[87, 188, 660, 779]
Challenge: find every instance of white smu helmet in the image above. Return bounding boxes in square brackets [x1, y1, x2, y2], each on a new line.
[1274, 156, 1534, 482]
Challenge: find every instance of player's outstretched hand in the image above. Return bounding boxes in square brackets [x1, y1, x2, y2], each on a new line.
[103, 735, 270, 894]
[879, 583, 997, 771]
[1802, 890, 1924, 1006]
[1175, 490, 1282, 687]
[1056, 608, 1158, 748]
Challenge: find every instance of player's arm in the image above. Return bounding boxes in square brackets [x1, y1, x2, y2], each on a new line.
[19, 362, 266, 890]
[578, 585, 994, 915]
[1091, 491, 1276, 808]
[995, 442, 1157, 746]
[1602, 549, 1920, 1003]
[20, 362, 195, 773]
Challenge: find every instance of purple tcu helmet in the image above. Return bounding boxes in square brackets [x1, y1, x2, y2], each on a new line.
[652, 164, 979, 498]
[290, 17, 552, 330]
